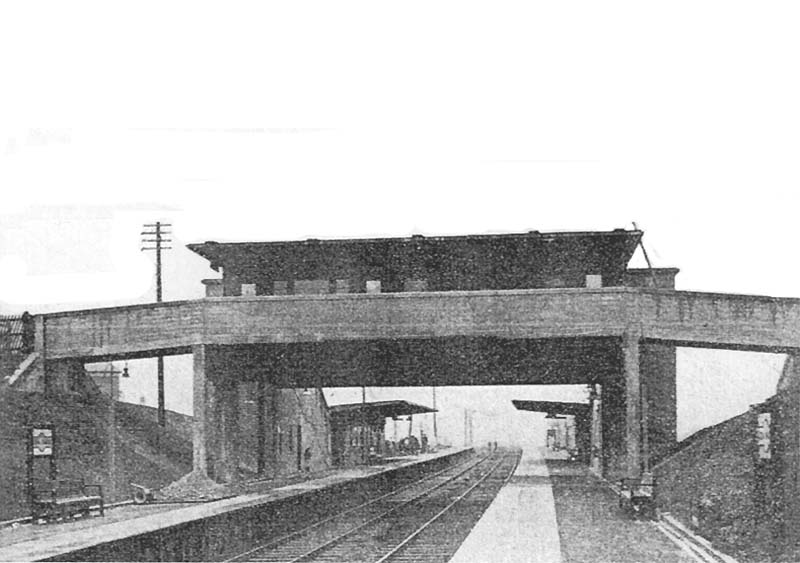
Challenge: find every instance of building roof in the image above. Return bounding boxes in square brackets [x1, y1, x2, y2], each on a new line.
[187, 229, 643, 291]
[328, 400, 436, 420]
[512, 400, 590, 417]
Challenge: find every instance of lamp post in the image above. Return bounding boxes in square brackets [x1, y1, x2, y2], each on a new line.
[106, 363, 128, 501]
[432, 386, 438, 449]
[361, 386, 367, 465]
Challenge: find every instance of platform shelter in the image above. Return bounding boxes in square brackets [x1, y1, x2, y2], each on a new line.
[328, 399, 436, 466]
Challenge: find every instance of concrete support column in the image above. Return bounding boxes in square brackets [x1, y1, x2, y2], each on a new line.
[192, 345, 210, 476]
[256, 377, 267, 475]
[216, 377, 241, 483]
[589, 385, 603, 474]
[574, 410, 591, 464]
[623, 330, 642, 477]
[192, 345, 242, 482]
[642, 342, 677, 464]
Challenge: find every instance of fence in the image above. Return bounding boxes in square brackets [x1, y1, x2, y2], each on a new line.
[0, 313, 33, 353]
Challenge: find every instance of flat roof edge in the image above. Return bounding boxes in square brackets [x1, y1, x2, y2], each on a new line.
[187, 228, 642, 252]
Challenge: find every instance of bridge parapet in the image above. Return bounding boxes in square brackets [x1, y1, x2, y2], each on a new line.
[38, 289, 637, 360]
[639, 290, 800, 351]
[35, 288, 800, 361]
[41, 300, 205, 360]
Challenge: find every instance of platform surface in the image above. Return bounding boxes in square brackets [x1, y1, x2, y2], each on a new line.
[546, 459, 694, 563]
[0, 448, 467, 562]
[450, 447, 562, 563]
[452, 449, 697, 563]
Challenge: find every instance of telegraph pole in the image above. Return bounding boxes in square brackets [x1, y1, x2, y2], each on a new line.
[107, 363, 117, 500]
[141, 222, 172, 428]
[432, 386, 438, 448]
[361, 385, 367, 465]
[469, 410, 474, 446]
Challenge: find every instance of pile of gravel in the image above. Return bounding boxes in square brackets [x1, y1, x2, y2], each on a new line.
[157, 471, 231, 502]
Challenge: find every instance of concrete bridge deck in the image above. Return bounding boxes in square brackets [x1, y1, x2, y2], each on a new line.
[36, 288, 800, 363]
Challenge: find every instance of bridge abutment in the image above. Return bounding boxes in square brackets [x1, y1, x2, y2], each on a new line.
[623, 330, 642, 477]
[192, 345, 243, 483]
[642, 341, 677, 463]
[600, 333, 676, 480]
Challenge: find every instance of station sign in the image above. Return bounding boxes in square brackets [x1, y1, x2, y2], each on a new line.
[31, 427, 54, 457]
[756, 412, 771, 460]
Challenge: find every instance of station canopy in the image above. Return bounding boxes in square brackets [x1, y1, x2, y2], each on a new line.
[512, 400, 590, 417]
[329, 400, 436, 422]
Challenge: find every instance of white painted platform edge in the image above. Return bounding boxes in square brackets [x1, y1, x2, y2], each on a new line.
[658, 513, 739, 563]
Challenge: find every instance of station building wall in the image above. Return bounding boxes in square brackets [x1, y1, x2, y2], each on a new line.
[235, 384, 331, 479]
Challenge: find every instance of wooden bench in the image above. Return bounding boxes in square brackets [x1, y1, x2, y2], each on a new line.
[31, 478, 104, 523]
[618, 474, 656, 518]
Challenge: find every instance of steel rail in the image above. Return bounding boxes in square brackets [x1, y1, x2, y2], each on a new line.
[375, 450, 520, 563]
[282, 452, 503, 563]
[227, 451, 490, 563]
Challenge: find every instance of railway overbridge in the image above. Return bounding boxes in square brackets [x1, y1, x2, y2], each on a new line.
[25, 284, 800, 484]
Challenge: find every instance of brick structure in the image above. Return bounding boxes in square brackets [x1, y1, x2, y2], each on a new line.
[191, 346, 331, 482]
[187, 230, 643, 296]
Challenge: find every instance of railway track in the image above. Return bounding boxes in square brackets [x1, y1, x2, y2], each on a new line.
[229, 448, 521, 563]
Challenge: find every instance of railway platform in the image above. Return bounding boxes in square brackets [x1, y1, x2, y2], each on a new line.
[0, 447, 472, 562]
[450, 448, 696, 563]
[449, 447, 562, 563]
[546, 459, 696, 563]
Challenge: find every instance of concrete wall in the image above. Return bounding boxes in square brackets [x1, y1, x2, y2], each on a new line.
[271, 388, 331, 476]
[625, 267, 678, 466]
[192, 346, 330, 483]
[624, 268, 679, 289]
[227, 382, 330, 480]
[601, 369, 627, 481]
[642, 342, 677, 464]
[599, 339, 676, 481]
